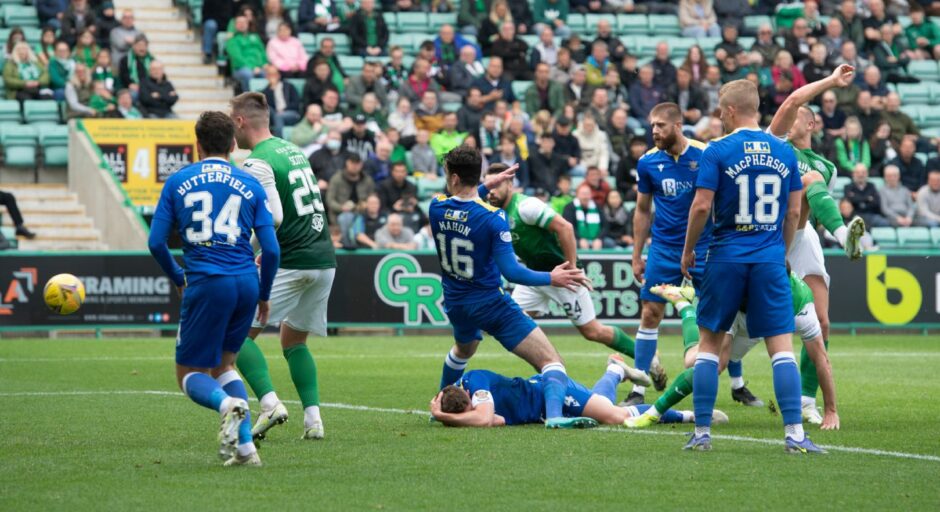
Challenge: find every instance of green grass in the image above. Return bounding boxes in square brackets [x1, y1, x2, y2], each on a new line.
[1, 334, 939, 510]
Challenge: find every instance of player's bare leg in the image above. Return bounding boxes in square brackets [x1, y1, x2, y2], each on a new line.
[623, 302, 668, 406]
[238, 327, 288, 440]
[800, 274, 831, 424]
[764, 335, 826, 454]
[280, 323, 324, 440]
[575, 320, 639, 361]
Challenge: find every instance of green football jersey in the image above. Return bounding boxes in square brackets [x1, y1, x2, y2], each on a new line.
[244, 137, 336, 270]
[790, 272, 814, 316]
[790, 142, 836, 186]
[504, 193, 569, 272]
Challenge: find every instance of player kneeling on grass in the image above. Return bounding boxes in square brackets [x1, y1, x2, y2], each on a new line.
[148, 111, 280, 467]
[430, 355, 726, 428]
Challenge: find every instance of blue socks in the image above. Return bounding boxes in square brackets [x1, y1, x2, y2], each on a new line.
[590, 369, 622, 403]
[183, 372, 228, 412]
[634, 327, 658, 372]
[692, 352, 720, 429]
[541, 363, 568, 420]
[771, 352, 802, 427]
[727, 359, 743, 378]
[218, 370, 253, 446]
[440, 347, 469, 390]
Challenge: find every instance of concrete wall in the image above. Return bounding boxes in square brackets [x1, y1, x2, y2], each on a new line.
[68, 122, 149, 250]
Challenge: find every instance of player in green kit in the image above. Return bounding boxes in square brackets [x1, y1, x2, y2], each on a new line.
[483, 163, 662, 374]
[767, 65, 862, 424]
[229, 92, 336, 441]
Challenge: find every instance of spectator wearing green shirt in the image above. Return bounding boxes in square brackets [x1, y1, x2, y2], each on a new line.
[430, 112, 468, 160]
[226, 15, 268, 93]
[905, 9, 940, 60]
[348, 0, 388, 57]
[834, 116, 871, 175]
[533, 0, 570, 38]
[524, 62, 566, 116]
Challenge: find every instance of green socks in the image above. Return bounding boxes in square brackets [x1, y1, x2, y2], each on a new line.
[800, 339, 828, 398]
[654, 367, 693, 415]
[611, 327, 636, 359]
[236, 337, 276, 399]
[805, 180, 844, 234]
[284, 343, 320, 408]
[679, 306, 699, 354]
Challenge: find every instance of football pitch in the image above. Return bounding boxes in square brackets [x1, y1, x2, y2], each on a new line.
[1, 333, 938, 510]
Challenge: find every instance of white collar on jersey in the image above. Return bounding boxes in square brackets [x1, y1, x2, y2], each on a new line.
[450, 194, 479, 202]
[200, 157, 229, 163]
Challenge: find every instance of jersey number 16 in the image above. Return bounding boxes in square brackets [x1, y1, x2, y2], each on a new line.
[436, 234, 474, 279]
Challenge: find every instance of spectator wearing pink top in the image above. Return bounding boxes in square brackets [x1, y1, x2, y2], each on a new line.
[266, 22, 308, 78]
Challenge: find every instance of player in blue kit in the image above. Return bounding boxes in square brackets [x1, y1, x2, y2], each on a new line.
[681, 80, 824, 453]
[148, 111, 281, 466]
[430, 146, 594, 429]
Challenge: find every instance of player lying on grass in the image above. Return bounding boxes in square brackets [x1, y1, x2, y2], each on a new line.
[430, 355, 728, 428]
[148, 111, 280, 466]
[482, 163, 659, 379]
[626, 278, 839, 431]
[768, 64, 865, 423]
[431, 146, 595, 429]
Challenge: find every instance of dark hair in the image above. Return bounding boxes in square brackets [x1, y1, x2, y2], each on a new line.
[347, 153, 362, 163]
[230, 91, 269, 126]
[195, 111, 235, 156]
[487, 162, 509, 175]
[444, 145, 482, 187]
[391, 161, 408, 170]
[440, 385, 470, 413]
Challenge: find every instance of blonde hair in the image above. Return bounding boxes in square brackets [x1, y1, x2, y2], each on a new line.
[11, 41, 38, 64]
[718, 80, 760, 117]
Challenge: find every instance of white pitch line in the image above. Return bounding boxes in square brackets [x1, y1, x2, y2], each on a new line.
[1, 389, 938, 463]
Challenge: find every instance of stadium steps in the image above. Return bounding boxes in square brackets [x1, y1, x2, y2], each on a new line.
[114, 0, 230, 120]
[0, 183, 106, 251]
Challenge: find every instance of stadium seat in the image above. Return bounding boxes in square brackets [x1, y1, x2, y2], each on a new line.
[0, 99, 20, 123]
[441, 101, 461, 113]
[317, 33, 351, 54]
[833, 176, 851, 199]
[339, 55, 364, 74]
[397, 12, 428, 32]
[920, 106, 940, 128]
[0, 225, 16, 249]
[299, 32, 316, 54]
[585, 13, 616, 32]
[619, 36, 637, 55]
[286, 78, 304, 95]
[389, 33, 413, 52]
[520, 34, 539, 48]
[23, 100, 59, 124]
[909, 60, 940, 82]
[647, 14, 680, 36]
[617, 14, 647, 35]
[897, 83, 930, 105]
[248, 78, 267, 92]
[1, 124, 37, 167]
[667, 37, 696, 59]
[744, 15, 773, 32]
[417, 177, 445, 199]
[566, 14, 586, 33]
[382, 11, 396, 30]
[281, 126, 293, 141]
[39, 124, 68, 167]
[900, 104, 923, 124]
[870, 226, 898, 248]
[931, 227, 940, 246]
[428, 13, 457, 31]
[897, 227, 932, 247]
[511, 80, 531, 100]
[3, 5, 40, 27]
[868, 177, 885, 189]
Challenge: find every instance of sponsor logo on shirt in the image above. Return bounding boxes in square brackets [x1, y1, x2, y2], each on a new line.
[444, 209, 469, 222]
[743, 141, 771, 154]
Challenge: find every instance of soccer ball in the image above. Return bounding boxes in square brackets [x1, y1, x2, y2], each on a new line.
[43, 273, 86, 315]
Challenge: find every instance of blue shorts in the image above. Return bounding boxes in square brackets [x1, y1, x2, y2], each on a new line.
[446, 292, 538, 351]
[176, 273, 260, 368]
[696, 261, 794, 338]
[562, 377, 593, 417]
[640, 243, 706, 303]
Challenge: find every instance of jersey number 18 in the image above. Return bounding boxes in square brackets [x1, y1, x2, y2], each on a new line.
[734, 174, 781, 224]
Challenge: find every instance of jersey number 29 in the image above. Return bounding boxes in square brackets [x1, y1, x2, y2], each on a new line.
[734, 174, 781, 224]
[436, 234, 474, 279]
[184, 191, 242, 244]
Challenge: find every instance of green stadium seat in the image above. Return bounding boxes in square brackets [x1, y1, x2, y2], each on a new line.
[511, 80, 531, 100]
[382, 11, 396, 28]
[339, 55, 364, 74]
[216, 32, 230, 59]
[0, 225, 16, 249]
[833, 176, 851, 199]
[248, 78, 267, 91]
[1, 124, 37, 167]
[299, 32, 316, 54]
[931, 227, 940, 246]
[920, 106, 940, 128]
[617, 14, 647, 35]
[39, 124, 68, 167]
[738, 36, 755, 48]
[897, 227, 932, 247]
[900, 104, 923, 124]
[441, 101, 461, 113]
[417, 177, 445, 199]
[286, 78, 304, 95]
[316, 33, 351, 54]
[868, 177, 885, 189]
[619, 36, 637, 55]
[0, 99, 20, 123]
[897, 83, 930, 105]
[428, 13, 457, 31]
[744, 15, 773, 32]
[909, 60, 940, 82]
[3, 5, 40, 27]
[647, 14, 680, 36]
[281, 126, 293, 141]
[585, 13, 616, 32]
[667, 37, 696, 59]
[898, 15, 911, 28]
[520, 34, 539, 48]
[389, 33, 413, 52]
[566, 14, 586, 33]
[397, 12, 428, 32]
[870, 226, 898, 248]
[22, 27, 40, 45]
[23, 100, 59, 124]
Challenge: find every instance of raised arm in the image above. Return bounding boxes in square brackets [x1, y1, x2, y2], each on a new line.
[768, 65, 855, 138]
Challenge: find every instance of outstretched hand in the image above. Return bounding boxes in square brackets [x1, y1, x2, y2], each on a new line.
[481, 163, 518, 191]
[550, 261, 592, 292]
[830, 64, 855, 88]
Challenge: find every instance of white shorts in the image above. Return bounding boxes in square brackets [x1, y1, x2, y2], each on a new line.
[787, 228, 830, 288]
[511, 284, 596, 327]
[728, 304, 822, 360]
[252, 267, 335, 336]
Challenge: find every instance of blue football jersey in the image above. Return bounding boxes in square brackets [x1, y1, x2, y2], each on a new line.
[457, 370, 544, 425]
[152, 157, 274, 285]
[696, 128, 802, 263]
[637, 139, 713, 248]
[429, 195, 515, 305]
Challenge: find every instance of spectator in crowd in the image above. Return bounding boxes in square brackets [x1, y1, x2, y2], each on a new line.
[855, 91, 881, 139]
[564, 184, 607, 250]
[534, 0, 570, 39]
[700, 64, 721, 111]
[549, 174, 572, 213]
[584, 40, 612, 88]
[834, 116, 870, 175]
[583, 165, 610, 204]
[364, 140, 393, 183]
[266, 22, 308, 78]
[320, 89, 346, 131]
[435, 24, 479, 79]
[772, 50, 806, 91]
[119, 34, 151, 97]
[602, 189, 633, 248]
[882, 92, 919, 145]
[327, 153, 375, 224]
[349, 0, 388, 56]
[860, 65, 889, 105]
[607, 108, 632, 163]
[377, 161, 416, 210]
[478, 110, 500, 156]
[495, 133, 528, 190]
[226, 16, 268, 93]
[871, 23, 913, 84]
[49, 41, 75, 101]
[92, 49, 114, 92]
[4, 43, 52, 104]
[667, 66, 707, 133]
[388, 96, 417, 139]
[916, 170, 940, 226]
[356, 92, 386, 133]
[414, 90, 444, 133]
[36, 28, 56, 67]
[343, 114, 377, 160]
[0, 189, 36, 238]
[549, 45, 574, 83]
[820, 17, 845, 57]
[261, 0, 292, 42]
[291, 104, 328, 155]
[869, 121, 896, 175]
[473, 56, 515, 110]
[604, 67, 629, 108]
[331, 0, 360, 30]
[527, 132, 567, 194]
[563, 65, 590, 109]
[449, 45, 485, 98]
[114, 88, 142, 119]
[457, 87, 485, 135]
[785, 17, 815, 65]
[679, 0, 720, 38]
[347, 61, 388, 108]
[348, 194, 386, 249]
[5, 28, 24, 61]
[834, 0, 864, 49]
[651, 41, 677, 92]
[719, 53, 747, 83]
[307, 37, 347, 94]
[110, 9, 139, 66]
[65, 63, 95, 118]
[61, 0, 97, 47]
[862, 0, 898, 49]
[202, 0, 236, 63]
[880, 164, 917, 227]
[553, 115, 581, 173]
[490, 21, 531, 80]
[628, 65, 662, 128]
[261, 66, 300, 137]
[398, 57, 441, 103]
[681, 44, 710, 85]
[844, 163, 890, 227]
[430, 112, 467, 160]
[72, 28, 99, 68]
[410, 129, 438, 176]
[890, 137, 926, 193]
[139, 60, 177, 118]
[297, 0, 337, 34]
[585, 88, 610, 126]
[615, 137, 645, 202]
[310, 129, 347, 187]
[803, 43, 832, 85]
[38, 0, 67, 30]
[819, 90, 846, 138]
[374, 213, 417, 249]
[905, 8, 940, 60]
[508, 0, 533, 35]
[89, 80, 116, 115]
[714, 24, 744, 63]
[574, 115, 609, 175]
[479, 0, 513, 52]
[458, 0, 490, 36]
[301, 59, 336, 110]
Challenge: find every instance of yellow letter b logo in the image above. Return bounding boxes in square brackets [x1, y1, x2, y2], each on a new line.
[866, 255, 922, 325]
